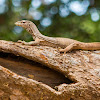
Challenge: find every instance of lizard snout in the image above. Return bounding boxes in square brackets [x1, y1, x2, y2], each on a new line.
[15, 21, 21, 26]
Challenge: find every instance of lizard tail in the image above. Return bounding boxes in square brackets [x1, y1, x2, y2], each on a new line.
[79, 42, 100, 50]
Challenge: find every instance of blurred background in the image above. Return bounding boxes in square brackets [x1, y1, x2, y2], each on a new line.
[0, 0, 100, 42]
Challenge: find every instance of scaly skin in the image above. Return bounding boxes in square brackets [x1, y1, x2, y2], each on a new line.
[15, 20, 100, 53]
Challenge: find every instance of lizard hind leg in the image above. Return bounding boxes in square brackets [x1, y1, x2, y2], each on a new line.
[59, 42, 79, 54]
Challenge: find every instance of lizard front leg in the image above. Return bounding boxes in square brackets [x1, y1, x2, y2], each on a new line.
[17, 38, 43, 46]
[59, 42, 79, 54]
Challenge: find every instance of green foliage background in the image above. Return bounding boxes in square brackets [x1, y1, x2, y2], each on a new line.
[0, 0, 100, 42]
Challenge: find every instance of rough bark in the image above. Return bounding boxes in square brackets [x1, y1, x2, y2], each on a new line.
[0, 40, 100, 100]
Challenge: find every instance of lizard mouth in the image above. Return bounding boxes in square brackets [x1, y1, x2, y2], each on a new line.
[15, 21, 22, 27]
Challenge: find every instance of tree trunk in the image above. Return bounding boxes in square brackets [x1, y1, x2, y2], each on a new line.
[0, 40, 100, 100]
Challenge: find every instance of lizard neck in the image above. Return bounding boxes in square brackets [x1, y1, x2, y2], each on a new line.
[26, 23, 42, 40]
[29, 23, 58, 44]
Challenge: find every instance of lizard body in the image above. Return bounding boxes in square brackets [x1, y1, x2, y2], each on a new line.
[15, 20, 100, 53]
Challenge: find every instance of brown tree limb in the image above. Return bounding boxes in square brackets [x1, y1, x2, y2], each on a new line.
[0, 40, 100, 100]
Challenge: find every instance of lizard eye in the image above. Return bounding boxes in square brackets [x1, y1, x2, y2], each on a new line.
[22, 22, 26, 23]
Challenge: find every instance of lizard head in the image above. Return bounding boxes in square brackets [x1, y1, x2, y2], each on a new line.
[15, 20, 33, 29]
[15, 20, 37, 35]
[15, 20, 41, 39]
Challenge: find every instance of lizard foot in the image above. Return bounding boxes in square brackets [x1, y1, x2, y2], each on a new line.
[59, 49, 66, 52]
[59, 49, 70, 54]
[17, 40, 26, 45]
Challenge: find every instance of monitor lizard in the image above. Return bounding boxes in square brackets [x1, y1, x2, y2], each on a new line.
[15, 20, 100, 53]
